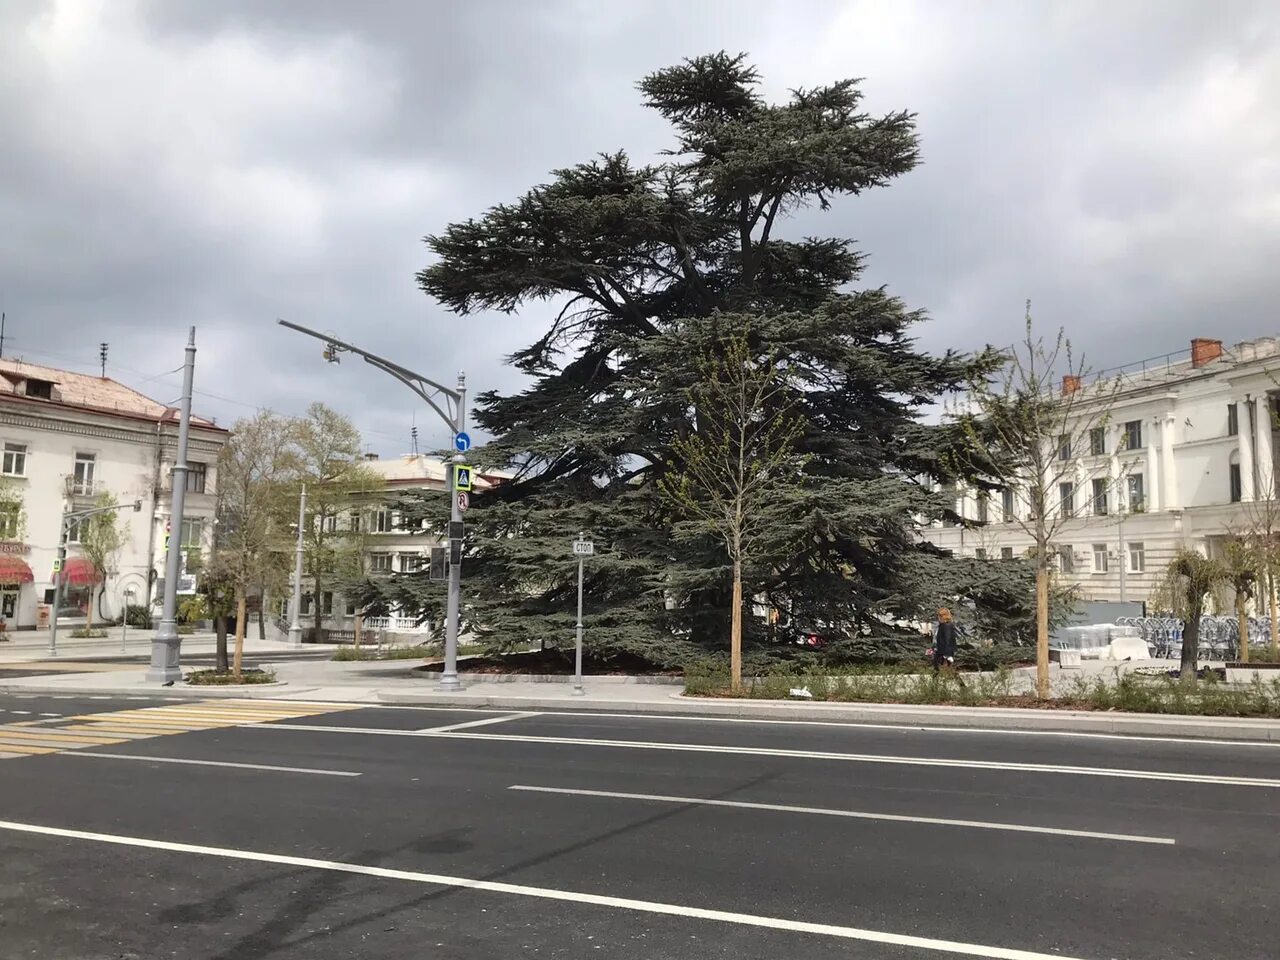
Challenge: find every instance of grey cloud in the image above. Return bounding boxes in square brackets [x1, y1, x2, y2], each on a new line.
[1, 0, 1277, 455]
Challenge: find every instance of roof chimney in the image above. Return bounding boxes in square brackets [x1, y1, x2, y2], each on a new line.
[1061, 374, 1081, 395]
[1191, 338, 1222, 368]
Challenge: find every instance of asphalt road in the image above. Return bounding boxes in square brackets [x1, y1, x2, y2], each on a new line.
[1, 695, 1278, 959]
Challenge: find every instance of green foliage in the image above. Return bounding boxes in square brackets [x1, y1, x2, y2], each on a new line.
[1065, 673, 1280, 718]
[1152, 546, 1226, 677]
[418, 54, 1005, 666]
[185, 668, 277, 685]
[177, 594, 208, 624]
[123, 604, 153, 629]
[68, 627, 107, 639]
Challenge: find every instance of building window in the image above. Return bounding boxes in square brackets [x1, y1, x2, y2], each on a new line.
[1228, 403, 1239, 436]
[0, 503, 19, 540]
[976, 493, 989, 524]
[1059, 548, 1075, 574]
[1057, 435, 1071, 461]
[975, 548, 988, 560]
[349, 511, 362, 533]
[66, 517, 88, 544]
[24, 379, 52, 400]
[1128, 541, 1145, 573]
[73, 453, 95, 495]
[1230, 463, 1242, 503]
[373, 510, 393, 533]
[300, 592, 313, 615]
[185, 461, 207, 493]
[370, 553, 392, 573]
[1091, 477, 1109, 516]
[180, 518, 203, 550]
[1089, 427, 1106, 457]
[1122, 420, 1143, 451]
[1127, 473, 1145, 513]
[301, 592, 333, 615]
[1000, 546, 1014, 561]
[400, 553, 422, 572]
[2, 443, 26, 477]
[1092, 544, 1109, 573]
[1058, 481, 1075, 518]
[344, 598, 358, 616]
[1001, 489, 1014, 522]
[325, 514, 338, 534]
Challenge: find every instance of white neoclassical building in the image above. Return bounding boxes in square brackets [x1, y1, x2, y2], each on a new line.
[925, 336, 1280, 607]
[0, 357, 226, 629]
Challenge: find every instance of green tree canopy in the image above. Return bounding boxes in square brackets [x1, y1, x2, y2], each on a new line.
[418, 53, 1003, 665]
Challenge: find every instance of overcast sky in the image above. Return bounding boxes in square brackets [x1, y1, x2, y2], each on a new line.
[1, 0, 1277, 454]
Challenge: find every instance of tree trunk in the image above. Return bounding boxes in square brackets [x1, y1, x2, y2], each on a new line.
[313, 574, 322, 641]
[1180, 597, 1202, 680]
[730, 560, 743, 695]
[1270, 569, 1278, 660]
[354, 612, 362, 653]
[233, 591, 247, 681]
[215, 616, 229, 673]
[257, 597, 265, 640]
[1237, 589, 1250, 663]
[1035, 563, 1050, 699]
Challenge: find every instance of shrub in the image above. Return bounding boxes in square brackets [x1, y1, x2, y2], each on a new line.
[68, 627, 108, 639]
[185, 668, 276, 685]
[123, 604, 153, 629]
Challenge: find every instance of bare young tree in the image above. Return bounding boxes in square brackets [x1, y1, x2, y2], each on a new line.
[79, 491, 124, 629]
[1239, 480, 1280, 659]
[957, 301, 1120, 697]
[659, 322, 806, 694]
[1220, 536, 1258, 663]
[215, 411, 298, 678]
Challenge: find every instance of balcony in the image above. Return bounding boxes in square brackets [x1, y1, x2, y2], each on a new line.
[64, 476, 98, 499]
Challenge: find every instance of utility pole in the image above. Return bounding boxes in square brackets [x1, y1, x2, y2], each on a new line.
[289, 483, 306, 645]
[276, 319, 468, 691]
[147, 328, 196, 683]
[99, 342, 108, 378]
[1118, 511, 1127, 604]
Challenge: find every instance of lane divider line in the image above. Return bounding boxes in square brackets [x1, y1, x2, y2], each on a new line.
[0, 818, 1101, 960]
[507, 785, 1177, 845]
[63, 753, 361, 777]
[242, 724, 1280, 789]
[416, 712, 542, 734]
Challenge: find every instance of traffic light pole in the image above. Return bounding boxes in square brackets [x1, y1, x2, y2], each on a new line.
[277, 319, 467, 691]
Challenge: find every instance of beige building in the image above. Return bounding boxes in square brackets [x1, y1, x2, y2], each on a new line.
[0, 358, 226, 629]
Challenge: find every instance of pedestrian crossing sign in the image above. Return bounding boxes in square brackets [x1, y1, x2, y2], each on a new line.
[454, 465, 473, 492]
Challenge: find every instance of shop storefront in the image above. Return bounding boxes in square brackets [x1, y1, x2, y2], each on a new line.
[0, 548, 34, 631]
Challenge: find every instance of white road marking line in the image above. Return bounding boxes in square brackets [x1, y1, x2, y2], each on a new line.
[38, 713, 60, 717]
[0, 819, 1099, 959]
[417, 711, 541, 733]
[64, 752, 361, 777]
[508, 785, 1177, 845]
[10, 710, 30, 715]
[217, 701, 1280, 749]
[513, 710, 1280, 749]
[242, 724, 1280, 788]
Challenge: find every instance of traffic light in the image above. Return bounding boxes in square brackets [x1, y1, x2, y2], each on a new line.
[429, 546, 446, 582]
[322, 343, 341, 363]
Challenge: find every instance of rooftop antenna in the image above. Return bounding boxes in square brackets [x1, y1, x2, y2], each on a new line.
[410, 418, 420, 456]
[99, 342, 108, 378]
[0, 312, 6, 359]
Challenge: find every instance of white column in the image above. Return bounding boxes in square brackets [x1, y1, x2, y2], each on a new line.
[1145, 425, 1160, 513]
[1255, 394, 1274, 500]
[1161, 414, 1179, 510]
[1239, 397, 1256, 502]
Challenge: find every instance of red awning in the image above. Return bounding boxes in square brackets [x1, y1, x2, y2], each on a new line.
[0, 556, 32, 584]
[56, 557, 101, 587]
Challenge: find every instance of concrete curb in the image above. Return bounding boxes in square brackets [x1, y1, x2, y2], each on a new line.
[0, 681, 295, 700]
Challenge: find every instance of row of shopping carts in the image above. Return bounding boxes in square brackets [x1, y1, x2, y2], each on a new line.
[1114, 615, 1270, 660]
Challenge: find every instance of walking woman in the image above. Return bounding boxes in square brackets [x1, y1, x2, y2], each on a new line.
[933, 607, 957, 671]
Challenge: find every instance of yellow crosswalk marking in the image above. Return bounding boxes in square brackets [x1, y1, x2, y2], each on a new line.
[1, 699, 360, 762]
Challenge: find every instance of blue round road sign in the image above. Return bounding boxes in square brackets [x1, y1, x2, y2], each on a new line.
[454, 432, 472, 452]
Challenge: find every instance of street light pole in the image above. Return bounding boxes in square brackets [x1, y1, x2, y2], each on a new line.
[148, 327, 196, 684]
[441, 372, 465, 691]
[289, 483, 306, 645]
[277, 319, 469, 691]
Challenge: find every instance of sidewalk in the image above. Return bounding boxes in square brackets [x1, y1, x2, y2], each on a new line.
[0, 626, 334, 661]
[3, 651, 1280, 742]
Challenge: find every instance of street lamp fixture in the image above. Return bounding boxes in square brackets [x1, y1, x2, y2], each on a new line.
[276, 319, 468, 691]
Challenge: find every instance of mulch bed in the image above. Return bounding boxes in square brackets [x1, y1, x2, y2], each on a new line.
[416, 649, 680, 677]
